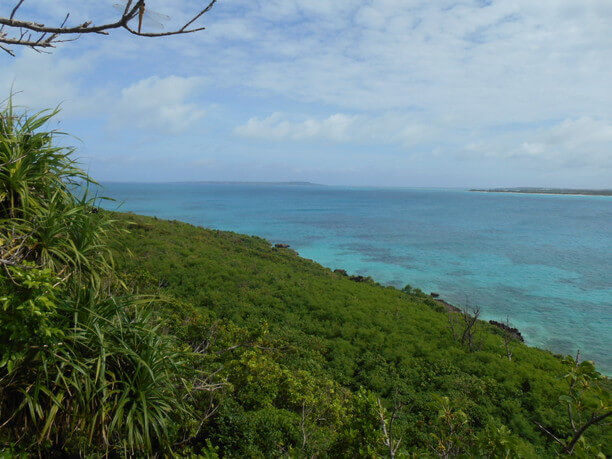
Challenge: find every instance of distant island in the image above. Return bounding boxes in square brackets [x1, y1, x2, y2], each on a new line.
[190, 181, 324, 186]
[470, 187, 612, 196]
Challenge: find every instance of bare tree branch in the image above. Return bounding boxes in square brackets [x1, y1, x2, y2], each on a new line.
[0, 0, 218, 55]
[564, 410, 612, 454]
[377, 398, 403, 459]
[535, 421, 564, 446]
[448, 303, 482, 352]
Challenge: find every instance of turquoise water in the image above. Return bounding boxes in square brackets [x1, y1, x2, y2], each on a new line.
[98, 183, 612, 374]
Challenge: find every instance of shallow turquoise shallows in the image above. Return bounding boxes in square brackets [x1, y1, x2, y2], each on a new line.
[98, 183, 612, 374]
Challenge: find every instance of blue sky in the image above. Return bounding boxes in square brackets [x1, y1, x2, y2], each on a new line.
[1, 0, 611, 187]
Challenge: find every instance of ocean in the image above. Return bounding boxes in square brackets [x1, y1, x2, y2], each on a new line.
[97, 183, 612, 374]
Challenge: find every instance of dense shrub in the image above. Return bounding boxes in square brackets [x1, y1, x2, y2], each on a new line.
[0, 101, 193, 455]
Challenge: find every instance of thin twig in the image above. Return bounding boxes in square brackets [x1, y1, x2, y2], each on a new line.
[0, 0, 219, 55]
[9, 0, 26, 21]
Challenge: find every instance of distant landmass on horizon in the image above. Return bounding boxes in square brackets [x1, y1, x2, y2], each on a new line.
[470, 187, 612, 196]
[188, 181, 324, 186]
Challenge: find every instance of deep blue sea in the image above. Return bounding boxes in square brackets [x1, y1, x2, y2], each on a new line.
[98, 183, 612, 374]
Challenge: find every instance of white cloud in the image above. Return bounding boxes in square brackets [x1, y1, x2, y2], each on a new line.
[1, 56, 207, 134]
[3, 0, 612, 185]
[188, 0, 612, 125]
[234, 112, 435, 147]
[463, 117, 612, 169]
[0, 50, 104, 117]
[110, 75, 206, 134]
[511, 118, 612, 166]
[235, 113, 357, 142]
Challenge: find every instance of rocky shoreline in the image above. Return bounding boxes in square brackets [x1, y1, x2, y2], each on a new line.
[282, 253, 528, 344]
[433, 298, 461, 313]
[488, 320, 524, 342]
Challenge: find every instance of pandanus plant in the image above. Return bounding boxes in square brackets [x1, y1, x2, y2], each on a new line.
[0, 98, 84, 217]
[0, 97, 195, 456]
[0, 97, 114, 286]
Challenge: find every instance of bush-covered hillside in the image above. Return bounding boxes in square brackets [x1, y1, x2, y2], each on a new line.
[110, 212, 611, 457]
[1, 103, 610, 457]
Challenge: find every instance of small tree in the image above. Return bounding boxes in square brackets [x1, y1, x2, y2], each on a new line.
[501, 316, 514, 361]
[429, 395, 471, 458]
[448, 304, 482, 352]
[429, 396, 527, 458]
[377, 398, 403, 459]
[537, 352, 611, 455]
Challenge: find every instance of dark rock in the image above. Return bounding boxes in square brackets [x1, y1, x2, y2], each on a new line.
[489, 320, 524, 342]
[430, 292, 440, 298]
[274, 243, 291, 249]
[349, 275, 371, 283]
[334, 269, 348, 276]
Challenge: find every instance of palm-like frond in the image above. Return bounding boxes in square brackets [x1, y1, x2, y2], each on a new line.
[0, 97, 198, 456]
[0, 97, 114, 286]
[1, 287, 191, 455]
[0, 98, 88, 219]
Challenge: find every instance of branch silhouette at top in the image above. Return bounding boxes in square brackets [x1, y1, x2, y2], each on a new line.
[0, 0, 218, 56]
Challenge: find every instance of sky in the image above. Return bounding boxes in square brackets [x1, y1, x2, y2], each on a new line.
[1, 0, 611, 187]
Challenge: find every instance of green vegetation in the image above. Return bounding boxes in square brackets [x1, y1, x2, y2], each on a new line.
[1, 102, 611, 456]
[0, 101, 193, 455]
